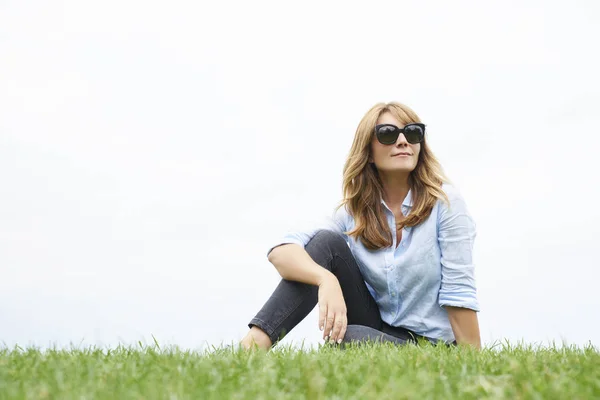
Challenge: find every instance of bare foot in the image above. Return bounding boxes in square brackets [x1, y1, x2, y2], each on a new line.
[240, 326, 272, 350]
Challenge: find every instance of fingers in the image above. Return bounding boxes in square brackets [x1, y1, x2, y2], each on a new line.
[319, 304, 327, 333]
[323, 313, 335, 340]
[328, 314, 347, 344]
[337, 318, 348, 344]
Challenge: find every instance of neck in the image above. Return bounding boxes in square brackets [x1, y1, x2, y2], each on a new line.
[379, 171, 411, 209]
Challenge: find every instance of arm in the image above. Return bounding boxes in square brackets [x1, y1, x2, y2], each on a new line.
[268, 243, 334, 285]
[268, 206, 351, 343]
[445, 306, 481, 349]
[437, 185, 481, 349]
[266, 205, 349, 284]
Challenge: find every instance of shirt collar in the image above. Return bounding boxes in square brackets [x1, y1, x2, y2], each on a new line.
[380, 189, 413, 210]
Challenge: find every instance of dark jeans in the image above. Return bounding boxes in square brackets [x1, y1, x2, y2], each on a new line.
[248, 230, 455, 349]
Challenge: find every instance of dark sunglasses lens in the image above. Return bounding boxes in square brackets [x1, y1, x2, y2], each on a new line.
[377, 125, 398, 144]
[403, 124, 424, 143]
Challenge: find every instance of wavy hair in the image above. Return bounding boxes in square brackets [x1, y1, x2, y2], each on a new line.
[334, 101, 451, 250]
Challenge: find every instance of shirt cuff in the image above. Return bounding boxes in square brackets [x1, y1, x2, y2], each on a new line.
[439, 293, 481, 312]
[266, 238, 305, 258]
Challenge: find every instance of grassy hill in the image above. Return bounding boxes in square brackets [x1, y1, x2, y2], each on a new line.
[1, 340, 598, 399]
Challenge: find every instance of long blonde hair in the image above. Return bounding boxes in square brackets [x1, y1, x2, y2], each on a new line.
[335, 101, 451, 250]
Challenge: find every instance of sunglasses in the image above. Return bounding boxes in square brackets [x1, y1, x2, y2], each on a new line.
[375, 123, 426, 145]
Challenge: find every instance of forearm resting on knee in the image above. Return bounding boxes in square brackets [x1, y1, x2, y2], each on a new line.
[268, 244, 333, 286]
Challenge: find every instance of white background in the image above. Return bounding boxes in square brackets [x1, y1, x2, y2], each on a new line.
[1, 0, 599, 351]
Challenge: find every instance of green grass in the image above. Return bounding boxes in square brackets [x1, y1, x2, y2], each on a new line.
[1, 340, 598, 399]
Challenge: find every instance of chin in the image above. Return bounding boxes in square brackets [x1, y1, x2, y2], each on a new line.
[381, 166, 415, 173]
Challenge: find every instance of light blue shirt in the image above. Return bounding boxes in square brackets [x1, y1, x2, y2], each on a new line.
[267, 183, 479, 343]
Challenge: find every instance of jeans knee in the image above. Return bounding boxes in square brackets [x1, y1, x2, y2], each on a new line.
[304, 230, 348, 262]
[310, 229, 346, 248]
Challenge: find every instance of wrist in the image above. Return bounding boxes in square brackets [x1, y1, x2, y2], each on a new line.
[316, 268, 335, 286]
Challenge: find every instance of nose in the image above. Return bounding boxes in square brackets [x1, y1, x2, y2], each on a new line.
[395, 133, 409, 146]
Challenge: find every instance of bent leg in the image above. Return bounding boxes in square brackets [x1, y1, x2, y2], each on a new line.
[340, 324, 412, 348]
[248, 230, 383, 347]
[340, 323, 458, 349]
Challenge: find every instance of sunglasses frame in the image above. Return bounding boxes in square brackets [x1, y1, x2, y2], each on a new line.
[374, 123, 426, 145]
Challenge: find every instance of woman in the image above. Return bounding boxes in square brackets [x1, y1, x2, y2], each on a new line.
[240, 101, 481, 351]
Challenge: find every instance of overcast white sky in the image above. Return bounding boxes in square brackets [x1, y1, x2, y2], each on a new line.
[1, 0, 599, 352]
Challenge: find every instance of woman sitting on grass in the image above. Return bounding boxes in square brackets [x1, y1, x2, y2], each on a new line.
[240, 101, 481, 351]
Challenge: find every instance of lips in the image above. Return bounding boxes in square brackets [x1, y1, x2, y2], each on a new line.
[392, 152, 411, 156]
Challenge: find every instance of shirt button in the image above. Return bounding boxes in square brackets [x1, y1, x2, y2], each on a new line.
[391, 292, 396, 297]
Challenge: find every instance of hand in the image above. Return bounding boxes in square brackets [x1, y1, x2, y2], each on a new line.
[317, 273, 348, 344]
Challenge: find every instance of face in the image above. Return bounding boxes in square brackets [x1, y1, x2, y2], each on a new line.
[369, 112, 421, 174]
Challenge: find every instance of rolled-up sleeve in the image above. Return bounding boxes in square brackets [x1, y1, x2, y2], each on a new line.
[266, 206, 349, 258]
[437, 187, 480, 312]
